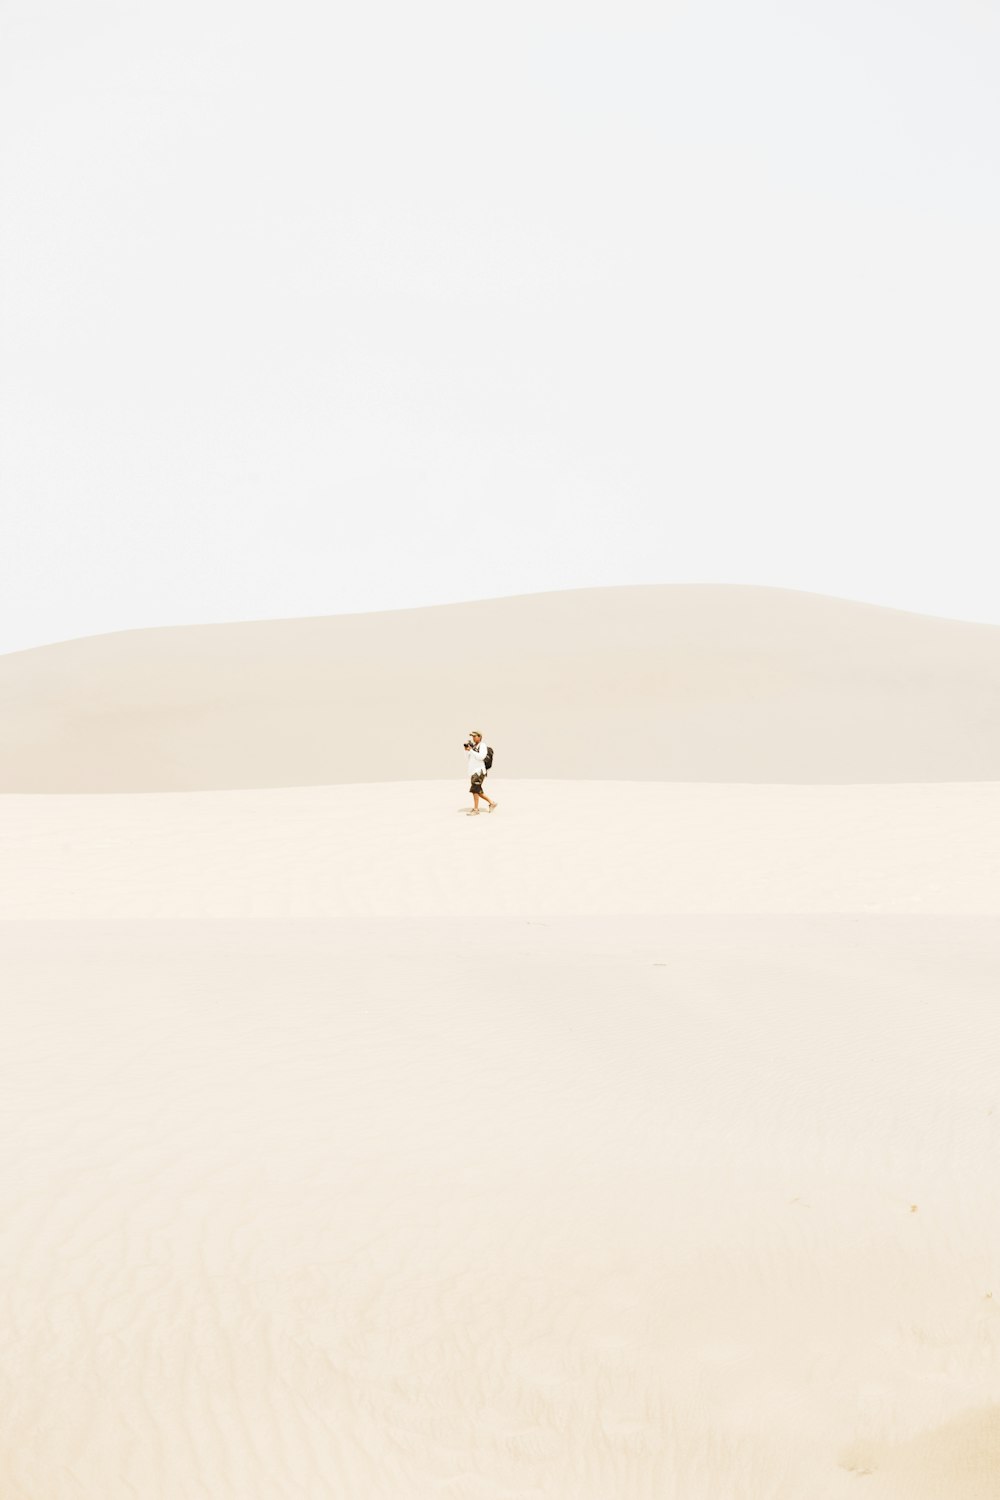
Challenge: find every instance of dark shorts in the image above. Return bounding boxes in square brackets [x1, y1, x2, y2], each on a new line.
[470, 772, 487, 795]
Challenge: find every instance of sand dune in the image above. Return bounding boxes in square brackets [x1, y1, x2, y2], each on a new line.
[3, 588, 1000, 1495]
[2, 585, 999, 790]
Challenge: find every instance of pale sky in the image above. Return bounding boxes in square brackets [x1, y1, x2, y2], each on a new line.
[2, 0, 998, 654]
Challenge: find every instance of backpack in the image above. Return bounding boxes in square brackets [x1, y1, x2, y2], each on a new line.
[483, 745, 494, 770]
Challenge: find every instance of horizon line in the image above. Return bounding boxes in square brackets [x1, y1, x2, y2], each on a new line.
[4, 580, 999, 660]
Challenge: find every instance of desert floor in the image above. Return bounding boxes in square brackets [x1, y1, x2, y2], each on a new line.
[2, 780, 999, 1498]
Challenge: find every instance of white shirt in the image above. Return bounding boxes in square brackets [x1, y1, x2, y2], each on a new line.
[467, 739, 488, 775]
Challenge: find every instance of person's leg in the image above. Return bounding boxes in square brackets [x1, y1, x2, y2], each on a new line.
[469, 773, 496, 813]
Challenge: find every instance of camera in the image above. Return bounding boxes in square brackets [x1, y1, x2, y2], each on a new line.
[463, 741, 471, 749]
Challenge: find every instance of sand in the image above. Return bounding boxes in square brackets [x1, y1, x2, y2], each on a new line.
[2, 911, 999, 1499]
[2, 775, 1000, 1498]
[1, 780, 998, 919]
[2, 587, 999, 1497]
[2, 585, 1000, 790]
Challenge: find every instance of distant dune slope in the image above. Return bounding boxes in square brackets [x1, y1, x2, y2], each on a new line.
[1, 586, 998, 790]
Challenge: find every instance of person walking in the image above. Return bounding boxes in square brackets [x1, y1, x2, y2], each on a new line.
[463, 731, 497, 815]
